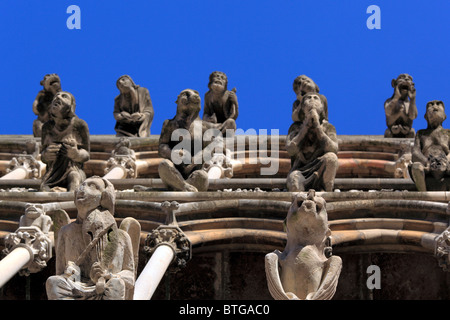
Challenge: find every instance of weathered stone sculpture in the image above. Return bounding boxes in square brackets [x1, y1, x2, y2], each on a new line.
[203, 71, 238, 134]
[410, 100, 450, 191]
[286, 92, 339, 192]
[40, 91, 90, 192]
[32, 74, 62, 137]
[384, 73, 418, 138]
[113, 75, 154, 137]
[46, 176, 140, 300]
[159, 89, 229, 192]
[265, 190, 342, 300]
[292, 75, 328, 122]
[3, 203, 53, 275]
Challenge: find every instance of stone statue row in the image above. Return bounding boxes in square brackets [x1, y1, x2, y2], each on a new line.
[27, 176, 340, 300]
[32, 71, 238, 139]
[287, 73, 450, 192]
[32, 71, 449, 193]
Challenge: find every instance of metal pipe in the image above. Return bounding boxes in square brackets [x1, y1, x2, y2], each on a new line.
[133, 244, 175, 300]
[0, 247, 32, 288]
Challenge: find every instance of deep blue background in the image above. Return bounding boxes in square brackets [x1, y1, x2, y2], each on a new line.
[0, 1, 448, 136]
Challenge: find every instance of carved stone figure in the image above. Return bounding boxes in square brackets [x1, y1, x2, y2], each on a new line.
[384, 73, 418, 138]
[3, 203, 53, 275]
[113, 75, 154, 137]
[20, 203, 53, 233]
[40, 91, 90, 192]
[203, 71, 238, 134]
[265, 190, 342, 300]
[292, 75, 328, 122]
[158, 89, 231, 192]
[286, 92, 339, 192]
[32, 74, 62, 137]
[46, 176, 140, 300]
[410, 100, 450, 191]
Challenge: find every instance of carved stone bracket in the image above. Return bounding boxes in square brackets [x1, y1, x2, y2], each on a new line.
[2, 226, 52, 275]
[435, 226, 450, 272]
[104, 155, 137, 179]
[7, 155, 42, 179]
[143, 201, 191, 272]
[202, 151, 233, 178]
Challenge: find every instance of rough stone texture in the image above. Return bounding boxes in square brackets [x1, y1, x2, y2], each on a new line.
[203, 71, 238, 134]
[40, 91, 90, 192]
[45, 177, 140, 300]
[286, 92, 339, 191]
[113, 75, 154, 138]
[32, 74, 62, 138]
[384, 74, 418, 138]
[291, 75, 328, 123]
[411, 100, 450, 191]
[265, 191, 341, 300]
[158, 89, 234, 192]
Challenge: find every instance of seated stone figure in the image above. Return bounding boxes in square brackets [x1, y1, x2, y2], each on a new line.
[286, 92, 339, 192]
[202, 71, 238, 134]
[265, 190, 342, 300]
[46, 176, 140, 300]
[384, 73, 418, 138]
[410, 100, 450, 191]
[32, 74, 62, 137]
[113, 75, 154, 137]
[159, 89, 232, 192]
[40, 91, 90, 192]
[291, 75, 328, 122]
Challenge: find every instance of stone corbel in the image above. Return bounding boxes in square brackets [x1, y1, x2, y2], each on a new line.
[143, 201, 191, 272]
[6, 155, 43, 179]
[104, 155, 137, 179]
[202, 150, 233, 179]
[435, 226, 450, 272]
[3, 226, 52, 275]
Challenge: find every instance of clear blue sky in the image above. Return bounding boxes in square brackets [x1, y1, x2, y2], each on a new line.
[0, 0, 448, 136]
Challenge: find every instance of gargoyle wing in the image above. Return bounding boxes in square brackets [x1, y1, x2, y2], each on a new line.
[265, 251, 300, 300]
[46, 209, 71, 251]
[309, 255, 342, 300]
[119, 217, 141, 277]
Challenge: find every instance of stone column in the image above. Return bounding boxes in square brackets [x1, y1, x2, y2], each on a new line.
[0, 226, 52, 288]
[103, 138, 138, 179]
[1, 155, 44, 180]
[133, 201, 191, 300]
[203, 152, 233, 179]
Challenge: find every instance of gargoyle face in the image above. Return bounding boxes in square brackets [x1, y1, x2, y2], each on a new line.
[286, 190, 329, 244]
[425, 100, 446, 127]
[302, 93, 325, 119]
[394, 74, 414, 95]
[75, 178, 104, 214]
[176, 89, 201, 115]
[117, 75, 135, 92]
[42, 74, 61, 94]
[208, 71, 228, 92]
[293, 75, 319, 96]
[25, 203, 44, 219]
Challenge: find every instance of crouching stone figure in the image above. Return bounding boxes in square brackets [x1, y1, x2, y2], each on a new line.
[265, 190, 342, 300]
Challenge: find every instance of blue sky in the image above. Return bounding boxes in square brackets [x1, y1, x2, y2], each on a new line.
[0, 1, 448, 136]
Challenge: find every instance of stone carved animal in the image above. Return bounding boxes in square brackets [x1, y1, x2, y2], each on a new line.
[265, 190, 342, 300]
